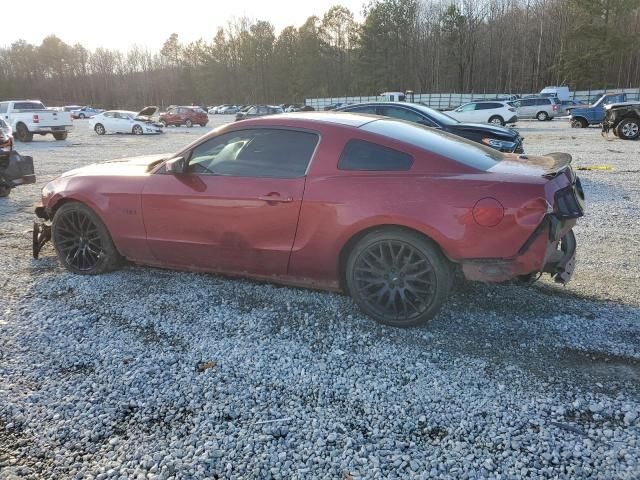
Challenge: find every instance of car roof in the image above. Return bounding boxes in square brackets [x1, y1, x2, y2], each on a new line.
[243, 112, 379, 128]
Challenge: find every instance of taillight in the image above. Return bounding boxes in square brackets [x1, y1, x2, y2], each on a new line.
[33, 114, 39, 123]
[552, 105, 558, 112]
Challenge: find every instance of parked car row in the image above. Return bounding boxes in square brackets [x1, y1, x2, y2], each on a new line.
[337, 102, 524, 153]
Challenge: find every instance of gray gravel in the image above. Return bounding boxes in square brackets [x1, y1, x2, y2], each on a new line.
[1, 118, 639, 479]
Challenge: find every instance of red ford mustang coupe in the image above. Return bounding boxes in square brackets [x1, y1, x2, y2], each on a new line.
[33, 113, 584, 326]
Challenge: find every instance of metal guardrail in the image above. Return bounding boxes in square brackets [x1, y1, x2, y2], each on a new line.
[305, 88, 640, 111]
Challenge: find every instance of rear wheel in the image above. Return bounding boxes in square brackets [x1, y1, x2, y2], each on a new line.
[536, 111, 549, 121]
[52, 202, 120, 275]
[94, 124, 106, 135]
[571, 118, 588, 128]
[15, 123, 33, 142]
[617, 118, 640, 140]
[345, 229, 452, 327]
[53, 132, 68, 141]
[132, 124, 143, 135]
[78, 113, 86, 119]
[488, 115, 504, 126]
[185, 119, 193, 128]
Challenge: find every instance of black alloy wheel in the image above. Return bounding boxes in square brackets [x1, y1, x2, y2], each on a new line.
[346, 229, 452, 327]
[52, 202, 119, 274]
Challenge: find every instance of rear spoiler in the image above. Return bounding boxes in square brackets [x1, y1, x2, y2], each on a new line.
[542, 152, 572, 176]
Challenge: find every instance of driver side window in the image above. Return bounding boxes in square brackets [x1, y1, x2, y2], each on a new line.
[187, 129, 319, 178]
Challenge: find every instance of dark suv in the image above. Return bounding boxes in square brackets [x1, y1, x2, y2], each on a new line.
[159, 106, 209, 127]
[337, 102, 524, 153]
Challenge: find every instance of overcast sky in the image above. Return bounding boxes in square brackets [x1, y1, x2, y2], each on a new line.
[1, 0, 366, 51]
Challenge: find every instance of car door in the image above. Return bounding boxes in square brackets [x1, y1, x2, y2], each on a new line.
[451, 103, 477, 122]
[100, 112, 120, 132]
[519, 99, 537, 118]
[111, 112, 130, 133]
[141, 128, 319, 277]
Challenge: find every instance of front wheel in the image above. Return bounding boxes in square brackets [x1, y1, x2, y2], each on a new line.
[616, 118, 640, 140]
[488, 116, 504, 126]
[185, 119, 193, 128]
[345, 229, 452, 327]
[52, 202, 120, 275]
[571, 118, 588, 128]
[79, 113, 86, 119]
[94, 124, 106, 135]
[53, 132, 68, 141]
[132, 124, 143, 135]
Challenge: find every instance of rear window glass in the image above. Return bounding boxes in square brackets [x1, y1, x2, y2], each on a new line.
[361, 119, 503, 171]
[338, 139, 413, 171]
[14, 102, 45, 110]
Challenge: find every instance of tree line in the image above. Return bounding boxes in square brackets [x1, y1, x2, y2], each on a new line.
[1, 0, 639, 109]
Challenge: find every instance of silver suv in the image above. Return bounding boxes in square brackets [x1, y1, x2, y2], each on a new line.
[515, 96, 560, 121]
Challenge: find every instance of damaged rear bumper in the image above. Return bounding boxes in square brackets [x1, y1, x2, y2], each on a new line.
[460, 216, 577, 284]
[461, 173, 584, 285]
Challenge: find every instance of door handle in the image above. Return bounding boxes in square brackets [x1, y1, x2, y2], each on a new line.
[258, 193, 293, 203]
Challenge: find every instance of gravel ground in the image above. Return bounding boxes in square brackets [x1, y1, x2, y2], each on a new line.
[1, 117, 639, 479]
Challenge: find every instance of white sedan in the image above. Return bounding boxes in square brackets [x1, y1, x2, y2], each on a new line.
[89, 107, 163, 135]
[445, 101, 517, 126]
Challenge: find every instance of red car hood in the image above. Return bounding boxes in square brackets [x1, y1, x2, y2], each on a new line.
[490, 152, 572, 177]
[60, 153, 169, 178]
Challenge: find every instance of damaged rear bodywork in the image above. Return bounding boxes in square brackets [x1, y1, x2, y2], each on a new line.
[460, 156, 584, 285]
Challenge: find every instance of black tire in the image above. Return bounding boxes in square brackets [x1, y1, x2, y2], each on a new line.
[132, 124, 143, 135]
[94, 124, 106, 135]
[488, 115, 504, 126]
[0, 185, 10, 197]
[345, 228, 452, 327]
[536, 111, 549, 121]
[571, 118, 588, 128]
[159, 120, 167, 128]
[200, 123, 207, 127]
[616, 118, 640, 140]
[15, 123, 33, 142]
[52, 202, 120, 275]
[53, 132, 68, 141]
[185, 119, 193, 128]
[79, 113, 86, 119]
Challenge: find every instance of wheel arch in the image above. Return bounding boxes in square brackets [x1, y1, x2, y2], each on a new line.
[337, 223, 451, 291]
[48, 195, 122, 255]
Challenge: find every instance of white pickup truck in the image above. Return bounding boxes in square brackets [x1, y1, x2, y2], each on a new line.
[0, 100, 73, 142]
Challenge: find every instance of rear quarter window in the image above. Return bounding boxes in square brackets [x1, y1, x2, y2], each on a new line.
[338, 139, 413, 171]
[361, 119, 503, 171]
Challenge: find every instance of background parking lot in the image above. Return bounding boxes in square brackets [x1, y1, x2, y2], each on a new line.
[1, 117, 639, 479]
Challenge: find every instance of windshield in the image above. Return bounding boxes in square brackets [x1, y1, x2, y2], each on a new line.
[362, 119, 503, 171]
[415, 103, 459, 125]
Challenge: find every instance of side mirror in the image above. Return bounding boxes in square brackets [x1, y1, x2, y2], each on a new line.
[165, 156, 186, 174]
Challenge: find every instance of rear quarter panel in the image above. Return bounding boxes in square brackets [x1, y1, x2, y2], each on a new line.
[288, 124, 551, 287]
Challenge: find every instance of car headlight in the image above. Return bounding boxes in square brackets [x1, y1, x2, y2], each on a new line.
[482, 137, 516, 150]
